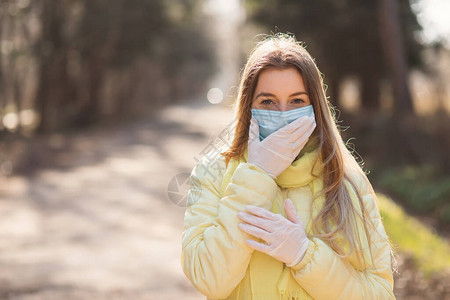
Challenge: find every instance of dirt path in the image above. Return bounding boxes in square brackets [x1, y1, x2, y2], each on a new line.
[0, 100, 235, 300]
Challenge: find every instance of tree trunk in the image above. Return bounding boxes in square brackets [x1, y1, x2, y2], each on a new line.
[377, 0, 414, 116]
[35, 0, 71, 133]
[359, 69, 381, 112]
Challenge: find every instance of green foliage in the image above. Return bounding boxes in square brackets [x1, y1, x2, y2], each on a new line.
[374, 165, 450, 225]
[377, 193, 450, 278]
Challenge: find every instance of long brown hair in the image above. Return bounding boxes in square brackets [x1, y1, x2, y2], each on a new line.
[220, 32, 398, 273]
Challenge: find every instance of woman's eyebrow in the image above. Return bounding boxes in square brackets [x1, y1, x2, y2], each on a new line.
[255, 91, 308, 99]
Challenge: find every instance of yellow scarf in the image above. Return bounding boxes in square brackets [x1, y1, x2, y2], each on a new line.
[219, 144, 326, 299]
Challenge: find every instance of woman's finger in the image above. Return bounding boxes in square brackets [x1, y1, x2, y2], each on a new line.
[291, 121, 316, 148]
[284, 198, 303, 225]
[288, 117, 315, 143]
[245, 205, 279, 221]
[245, 239, 270, 253]
[248, 118, 260, 144]
[238, 222, 272, 242]
[238, 212, 274, 232]
[276, 115, 312, 135]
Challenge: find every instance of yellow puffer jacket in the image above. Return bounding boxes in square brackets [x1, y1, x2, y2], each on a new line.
[181, 146, 396, 300]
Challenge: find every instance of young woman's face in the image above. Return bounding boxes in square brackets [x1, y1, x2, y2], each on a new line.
[251, 67, 311, 111]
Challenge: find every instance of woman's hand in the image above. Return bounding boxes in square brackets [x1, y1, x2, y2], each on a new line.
[247, 116, 316, 179]
[237, 198, 310, 267]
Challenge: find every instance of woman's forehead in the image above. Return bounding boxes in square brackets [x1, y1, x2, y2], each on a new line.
[254, 67, 307, 96]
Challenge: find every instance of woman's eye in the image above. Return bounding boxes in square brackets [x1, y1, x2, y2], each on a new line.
[293, 99, 304, 104]
[261, 99, 273, 105]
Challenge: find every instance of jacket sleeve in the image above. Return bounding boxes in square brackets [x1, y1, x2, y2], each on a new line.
[289, 171, 396, 300]
[181, 154, 278, 299]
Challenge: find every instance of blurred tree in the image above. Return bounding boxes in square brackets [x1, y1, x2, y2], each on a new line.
[35, 0, 172, 131]
[71, 0, 169, 128]
[0, 0, 32, 136]
[245, 0, 425, 115]
[34, 0, 74, 133]
[378, 0, 414, 116]
[156, 0, 218, 104]
[0, 4, 4, 133]
[0, 0, 216, 134]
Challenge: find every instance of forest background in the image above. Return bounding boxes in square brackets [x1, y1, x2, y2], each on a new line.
[0, 0, 449, 299]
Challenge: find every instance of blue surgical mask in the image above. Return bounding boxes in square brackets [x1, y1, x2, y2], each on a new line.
[251, 105, 315, 141]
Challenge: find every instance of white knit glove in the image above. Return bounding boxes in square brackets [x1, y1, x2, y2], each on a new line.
[237, 198, 310, 267]
[247, 116, 316, 179]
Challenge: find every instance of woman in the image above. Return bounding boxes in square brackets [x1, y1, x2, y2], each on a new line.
[181, 33, 397, 299]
